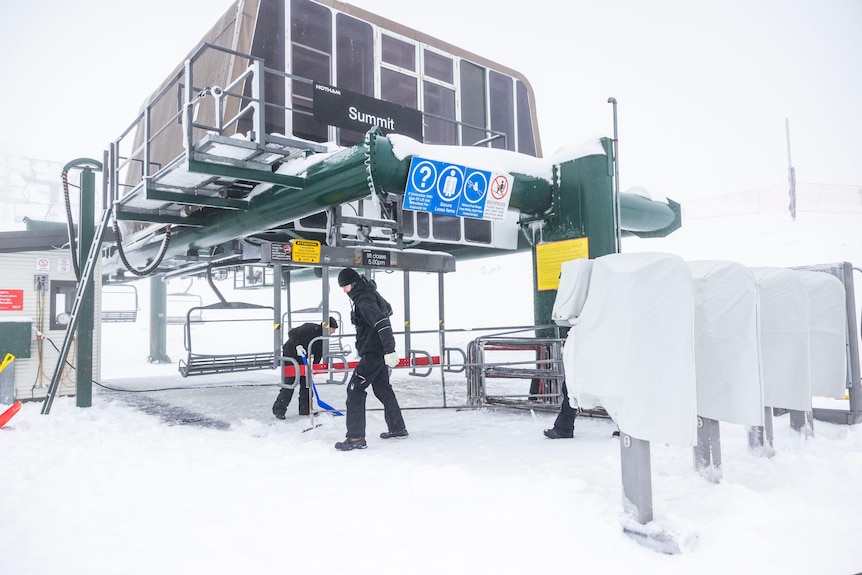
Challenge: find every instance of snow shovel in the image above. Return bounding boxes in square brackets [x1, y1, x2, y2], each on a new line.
[0, 354, 21, 429]
[0, 353, 14, 375]
[300, 350, 343, 433]
[0, 401, 22, 429]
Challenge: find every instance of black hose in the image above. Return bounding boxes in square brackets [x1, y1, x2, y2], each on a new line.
[61, 169, 80, 279]
[113, 218, 173, 277]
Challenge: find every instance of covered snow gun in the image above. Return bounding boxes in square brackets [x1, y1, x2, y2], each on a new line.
[0, 354, 22, 429]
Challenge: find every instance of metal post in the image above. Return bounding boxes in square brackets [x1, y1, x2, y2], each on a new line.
[273, 263, 282, 369]
[76, 167, 96, 407]
[843, 263, 862, 416]
[148, 276, 170, 364]
[285, 268, 293, 331]
[404, 270, 412, 359]
[608, 97, 621, 253]
[747, 407, 776, 457]
[789, 410, 814, 438]
[438, 271, 447, 408]
[693, 416, 722, 482]
[619, 433, 653, 524]
[786, 118, 797, 221]
[322, 265, 331, 328]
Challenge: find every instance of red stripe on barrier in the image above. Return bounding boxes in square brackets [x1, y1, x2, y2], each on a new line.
[283, 356, 440, 377]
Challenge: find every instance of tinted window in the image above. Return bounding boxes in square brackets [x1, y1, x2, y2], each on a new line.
[424, 50, 453, 83]
[382, 35, 415, 71]
[459, 61, 486, 146]
[490, 71, 514, 151]
[423, 81, 456, 144]
[291, 0, 331, 53]
[381, 68, 417, 108]
[464, 219, 492, 243]
[291, 45, 330, 141]
[402, 210, 415, 236]
[336, 13, 373, 146]
[291, 0, 332, 142]
[416, 211, 430, 238]
[517, 81, 537, 156]
[336, 14, 373, 94]
[432, 214, 461, 241]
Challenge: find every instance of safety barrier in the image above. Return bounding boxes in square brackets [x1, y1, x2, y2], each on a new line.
[466, 336, 565, 409]
[283, 353, 443, 385]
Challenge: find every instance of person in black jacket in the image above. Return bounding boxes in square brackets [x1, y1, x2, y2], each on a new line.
[333, 267, 407, 451]
[272, 316, 338, 419]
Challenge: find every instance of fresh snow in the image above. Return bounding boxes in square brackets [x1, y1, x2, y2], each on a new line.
[2, 209, 862, 574]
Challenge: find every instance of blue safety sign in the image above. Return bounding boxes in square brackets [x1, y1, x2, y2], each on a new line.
[403, 157, 512, 221]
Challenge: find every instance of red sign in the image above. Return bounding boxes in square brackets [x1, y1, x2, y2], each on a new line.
[0, 289, 24, 311]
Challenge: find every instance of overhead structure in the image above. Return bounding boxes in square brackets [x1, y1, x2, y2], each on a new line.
[101, 0, 679, 288]
[36, 0, 682, 406]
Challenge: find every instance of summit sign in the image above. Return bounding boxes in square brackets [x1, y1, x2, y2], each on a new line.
[313, 82, 423, 140]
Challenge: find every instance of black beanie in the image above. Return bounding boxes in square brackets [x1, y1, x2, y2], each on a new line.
[328, 316, 339, 329]
[338, 267, 361, 287]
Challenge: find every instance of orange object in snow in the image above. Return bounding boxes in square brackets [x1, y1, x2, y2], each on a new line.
[0, 401, 22, 428]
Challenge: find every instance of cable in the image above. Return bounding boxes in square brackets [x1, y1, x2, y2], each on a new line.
[36, 332, 279, 394]
[61, 168, 81, 279]
[112, 218, 173, 277]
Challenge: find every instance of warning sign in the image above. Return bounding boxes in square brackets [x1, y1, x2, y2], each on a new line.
[535, 238, 589, 291]
[291, 239, 321, 263]
[404, 156, 513, 222]
[0, 289, 24, 311]
[267, 242, 293, 262]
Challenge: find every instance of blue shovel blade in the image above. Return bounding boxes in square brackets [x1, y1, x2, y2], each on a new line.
[302, 352, 344, 416]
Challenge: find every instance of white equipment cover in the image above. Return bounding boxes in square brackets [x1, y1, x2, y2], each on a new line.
[688, 261, 763, 426]
[552, 258, 594, 326]
[796, 269, 848, 398]
[565, 252, 697, 447]
[750, 267, 811, 411]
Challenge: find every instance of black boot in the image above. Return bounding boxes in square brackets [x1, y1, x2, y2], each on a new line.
[272, 388, 294, 420]
[543, 428, 574, 439]
[334, 437, 367, 451]
[380, 429, 409, 439]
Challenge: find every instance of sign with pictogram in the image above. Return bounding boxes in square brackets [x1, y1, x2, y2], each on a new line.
[404, 156, 513, 222]
[266, 241, 293, 262]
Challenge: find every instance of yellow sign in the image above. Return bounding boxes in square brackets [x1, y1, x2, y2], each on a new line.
[535, 237, 589, 291]
[291, 239, 321, 263]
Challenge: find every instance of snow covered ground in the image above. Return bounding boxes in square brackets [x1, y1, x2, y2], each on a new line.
[2, 207, 862, 574]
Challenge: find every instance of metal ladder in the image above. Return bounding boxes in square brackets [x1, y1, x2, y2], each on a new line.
[41, 206, 113, 414]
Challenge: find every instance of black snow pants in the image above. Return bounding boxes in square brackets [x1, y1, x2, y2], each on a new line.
[273, 376, 312, 416]
[345, 352, 406, 439]
[552, 382, 578, 433]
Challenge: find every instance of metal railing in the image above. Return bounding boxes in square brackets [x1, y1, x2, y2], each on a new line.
[466, 335, 566, 410]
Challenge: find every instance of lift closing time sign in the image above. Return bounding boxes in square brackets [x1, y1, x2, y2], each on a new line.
[403, 157, 513, 222]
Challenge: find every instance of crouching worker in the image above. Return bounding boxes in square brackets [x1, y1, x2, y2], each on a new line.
[334, 267, 407, 451]
[272, 316, 338, 419]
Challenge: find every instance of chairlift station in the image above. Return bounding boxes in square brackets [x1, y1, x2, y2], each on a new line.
[1, 0, 859, 554]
